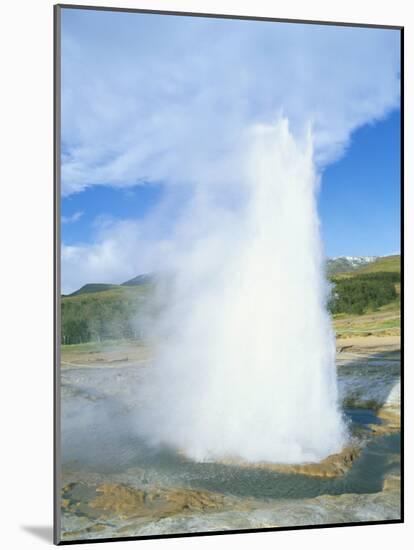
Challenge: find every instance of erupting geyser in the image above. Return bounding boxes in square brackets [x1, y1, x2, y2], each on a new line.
[139, 118, 347, 464]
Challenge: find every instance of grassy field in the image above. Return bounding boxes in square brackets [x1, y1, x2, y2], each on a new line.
[333, 304, 400, 338]
[60, 339, 151, 366]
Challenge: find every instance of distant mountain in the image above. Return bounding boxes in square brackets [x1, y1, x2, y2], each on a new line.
[121, 274, 153, 287]
[326, 256, 378, 275]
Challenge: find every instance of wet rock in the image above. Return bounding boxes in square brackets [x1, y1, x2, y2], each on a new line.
[383, 474, 400, 492]
[219, 445, 361, 478]
[62, 481, 239, 524]
[89, 484, 146, 519]
[369, 382, 400, 435]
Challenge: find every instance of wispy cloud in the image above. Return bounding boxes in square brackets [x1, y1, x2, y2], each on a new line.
[62, 219, 148, 293]
[61, 210, 84, 224]
[61, 208, 176, 293]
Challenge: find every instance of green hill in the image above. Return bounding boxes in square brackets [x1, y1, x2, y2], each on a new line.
[61, 284, 153, 345]
[122, 274, 153, 287]
[354, 255, 400, 274]
[67, 283, 119, 297]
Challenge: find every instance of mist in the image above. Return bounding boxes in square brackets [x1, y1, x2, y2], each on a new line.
[136, 118, 347, 464]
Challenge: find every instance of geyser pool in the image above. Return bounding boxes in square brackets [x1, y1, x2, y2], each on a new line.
[139, 118, 348, 464]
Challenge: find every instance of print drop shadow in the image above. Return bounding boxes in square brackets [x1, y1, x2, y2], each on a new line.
[21, 525, 53, 543]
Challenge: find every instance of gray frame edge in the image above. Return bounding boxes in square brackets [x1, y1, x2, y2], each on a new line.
[54, 4, 62, 545]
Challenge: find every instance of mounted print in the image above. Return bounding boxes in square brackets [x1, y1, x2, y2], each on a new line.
[54, 4, 403, 544]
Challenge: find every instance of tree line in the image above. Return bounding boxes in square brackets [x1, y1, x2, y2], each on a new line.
[328, 271, 399, 315]
[61, 271, 400, 345]
[61, 290, 151, 345]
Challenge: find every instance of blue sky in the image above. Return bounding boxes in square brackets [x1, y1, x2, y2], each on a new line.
[60, 8, 401, 293]
[62, 185, 163, 245]
[320, 109, 400, 257]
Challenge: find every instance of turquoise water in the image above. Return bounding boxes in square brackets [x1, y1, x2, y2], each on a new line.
[115, 432, 399, 501]
[176, 433, 400, 500]
[63, 405, 400, 501]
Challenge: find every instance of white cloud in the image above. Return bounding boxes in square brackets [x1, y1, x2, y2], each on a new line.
[60, 11, 400, 292]
[61, 12, 400, 196]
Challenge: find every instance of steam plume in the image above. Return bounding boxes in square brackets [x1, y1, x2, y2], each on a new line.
[138, 118, 347, 464]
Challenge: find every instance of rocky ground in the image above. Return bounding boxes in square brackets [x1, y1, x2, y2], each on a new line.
[60, 467, 400, 541]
